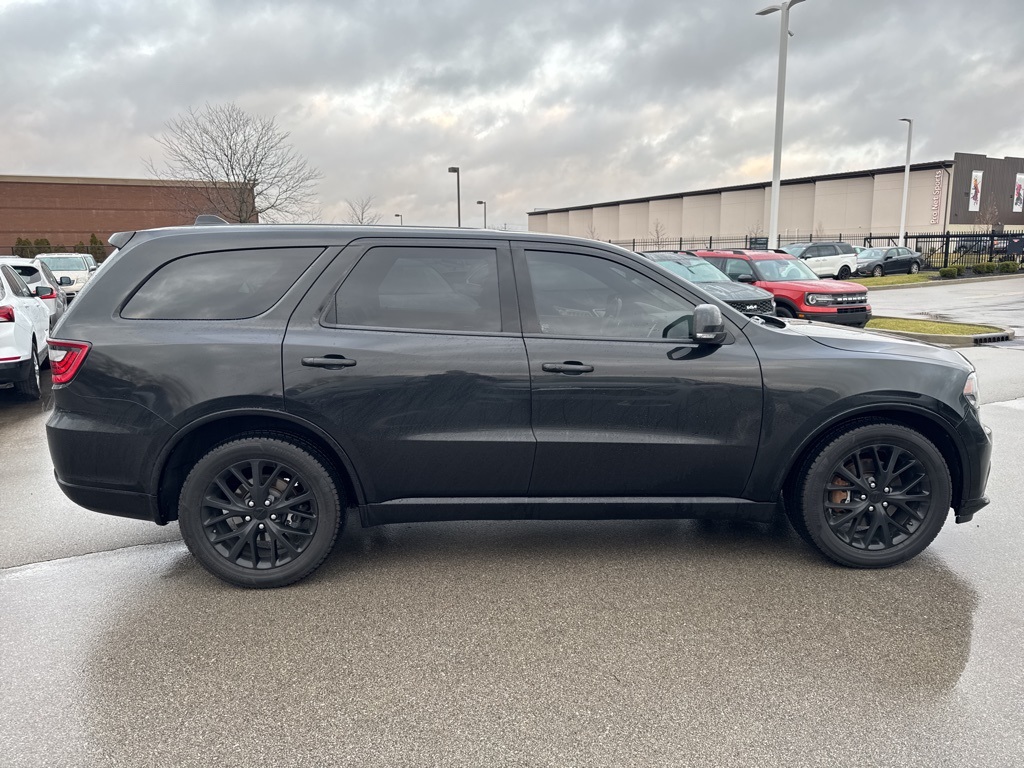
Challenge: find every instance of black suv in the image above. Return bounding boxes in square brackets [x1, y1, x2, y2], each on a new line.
[47, 223, 992, 587]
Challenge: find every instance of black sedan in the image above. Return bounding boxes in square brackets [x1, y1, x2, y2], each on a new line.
[856, 246, 925, 277]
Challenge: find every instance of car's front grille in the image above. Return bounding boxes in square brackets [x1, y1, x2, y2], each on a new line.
[727, 298, 775, 315]
[832, 293, 868, 305]
[836, 306, 867, 314]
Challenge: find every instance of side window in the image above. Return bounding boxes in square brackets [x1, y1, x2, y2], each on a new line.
[11, 265, 41, 285]
[885, 248, 898, 260]
[333, 246, 501, 333]
[1, 266, 32, 298]
[122, 248, 322, 320]
[723, 258, 755, 280]
[838, 243, 854, 254]
[523, 251, 695, 339]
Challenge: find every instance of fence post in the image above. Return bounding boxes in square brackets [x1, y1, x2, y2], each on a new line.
[632, 238, 636, 251]
[678, 238, 682, 251]
[943, 231, 950, 268]
[989, 231, 995, 261]
[709, 235, 714, 249]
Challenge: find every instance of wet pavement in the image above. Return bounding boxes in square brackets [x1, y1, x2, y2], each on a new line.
[2, 328, 1024, 766]
[869, 273, 1024, 335]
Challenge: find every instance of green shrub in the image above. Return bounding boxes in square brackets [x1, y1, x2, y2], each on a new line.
[938, 267, 958, 279]
[972, 261, 997, 274]
[998, 260, 1019, 273]
[954, 264, 967, 276]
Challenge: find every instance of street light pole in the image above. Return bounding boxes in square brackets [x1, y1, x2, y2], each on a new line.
[394, 213, 403, 226]
[448, 166, 461, 226]
[898, 118, 914, 247]
[477, 200, 487, 228]
[757, 0, 807, 249]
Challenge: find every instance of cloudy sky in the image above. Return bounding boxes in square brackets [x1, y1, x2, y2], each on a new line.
[1, 0, 1022, 229]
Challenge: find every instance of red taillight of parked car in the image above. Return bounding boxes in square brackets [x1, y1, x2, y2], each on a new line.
[47, 339, 91, 384]
[37, 288, 57, 300]
[0, 305, 14, 322]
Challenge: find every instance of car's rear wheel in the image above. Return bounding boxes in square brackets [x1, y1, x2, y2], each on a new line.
[871, 265, 884, 277]
[13, 340, 41, 400]
[836, 266, 851, 280]
[178, 436, 342, 588]
[775, 305, 795, 318]
[909, 262, 920, 274]
[792, 422, 951, 568]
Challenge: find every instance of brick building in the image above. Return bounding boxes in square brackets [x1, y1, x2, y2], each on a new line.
[0, 175, 255, 257]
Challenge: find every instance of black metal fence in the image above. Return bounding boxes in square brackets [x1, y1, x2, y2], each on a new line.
[609, 228, 1024, 270]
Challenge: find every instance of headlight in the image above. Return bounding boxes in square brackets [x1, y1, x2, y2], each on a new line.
[805, 293, 833, 306]
[963, 371, 980, 410]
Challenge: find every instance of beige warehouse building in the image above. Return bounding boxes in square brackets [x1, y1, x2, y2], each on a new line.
[528, 152, 1024, 248]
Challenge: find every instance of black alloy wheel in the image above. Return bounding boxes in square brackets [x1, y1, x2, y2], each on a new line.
[791, 422, 951, 567]
[775, 305, 795, 318]
[13, 340, 41, 400]
[837, 266, 852, 280]
[909, 262, 921, 274]
[178, 436, 342, 588]
[871, 265, 884, 277]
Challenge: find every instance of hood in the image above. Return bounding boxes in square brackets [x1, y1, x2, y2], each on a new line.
[781, 319, 972, 368]
[696, 281, 774, 302]
[763, 279, 865, 293]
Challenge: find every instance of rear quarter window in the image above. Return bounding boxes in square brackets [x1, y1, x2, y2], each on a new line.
[121, 247, 323, 320]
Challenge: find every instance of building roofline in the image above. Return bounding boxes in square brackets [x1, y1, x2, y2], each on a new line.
[0, 174, 246, 188]
[528, 160, 954, 217]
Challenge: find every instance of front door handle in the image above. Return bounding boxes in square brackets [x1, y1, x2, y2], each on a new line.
[301, 355, 357, 370]
[541, 361, 594, 375]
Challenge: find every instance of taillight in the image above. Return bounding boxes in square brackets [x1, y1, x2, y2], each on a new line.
[0, 306, 13, 322]
[47, 339, 91, 384]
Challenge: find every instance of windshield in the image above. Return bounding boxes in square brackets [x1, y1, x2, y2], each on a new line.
[857, 248, 887, 260]
[655, 259, 731, 283]
[755, 258, 819, 281]
[781, 245, 808, 257]
[38, 255, 88, 271]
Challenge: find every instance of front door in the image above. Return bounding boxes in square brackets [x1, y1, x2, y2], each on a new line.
[512, 244, 764, 498]
[283, 238, 534, 505]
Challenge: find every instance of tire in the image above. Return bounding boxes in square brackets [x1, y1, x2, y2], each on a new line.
[909, 262, 920, 274]
[13, 340, 41, 401]
[836, 266, 851, 280]
[775, 305, 795, 318]
[178, 436, 342, 588]
[871, 265, 884, 277]
[792, 422, 951, 568]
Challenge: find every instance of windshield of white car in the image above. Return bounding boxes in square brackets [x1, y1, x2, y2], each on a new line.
[37, 255, 88, 271]
[756, 258, 819, 281]
[781, 245, 808, 257]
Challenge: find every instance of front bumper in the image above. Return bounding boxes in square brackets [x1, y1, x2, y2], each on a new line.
[794, 308, 872, 327]
[953, 416, 992, 523]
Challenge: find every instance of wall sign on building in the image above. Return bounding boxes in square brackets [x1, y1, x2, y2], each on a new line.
[969, 170, 983, 212]
[1014, 173, 1024, 214]
[931, 171, 943, 225]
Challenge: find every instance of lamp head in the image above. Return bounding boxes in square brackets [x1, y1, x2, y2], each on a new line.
[476, 200, 485, 205]
[448, 166, 459, 173]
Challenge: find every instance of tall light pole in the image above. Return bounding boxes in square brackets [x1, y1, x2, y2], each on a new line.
[898, 118, 914, 247]
[448, 166, 461, 226]
[757, 0, 807, 249]
[476, 200, 487, 228]
[394, 213, 403, 226]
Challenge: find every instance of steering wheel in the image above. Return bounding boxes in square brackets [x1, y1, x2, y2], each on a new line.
[599, 295, 623, 332]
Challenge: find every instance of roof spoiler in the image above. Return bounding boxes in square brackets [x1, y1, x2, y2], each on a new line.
[109, 230, 136, 249]
[195, 214, 230, 225]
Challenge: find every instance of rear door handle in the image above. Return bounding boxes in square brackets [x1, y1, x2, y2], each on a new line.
[541, 361, 594, 375]
[301, 355, 357, 370]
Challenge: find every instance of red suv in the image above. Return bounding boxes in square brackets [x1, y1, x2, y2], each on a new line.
[697, 250, 871, 327]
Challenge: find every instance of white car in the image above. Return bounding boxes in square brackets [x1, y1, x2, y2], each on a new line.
[0, 257, 69, 329]
[35, 253, 95, 299]
[0, 263, 50, 399]
[781, 242, 859, 280]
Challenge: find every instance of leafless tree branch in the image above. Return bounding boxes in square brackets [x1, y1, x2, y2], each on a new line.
[344, 195, 383, 225]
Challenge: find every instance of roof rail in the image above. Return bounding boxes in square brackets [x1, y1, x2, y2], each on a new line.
[194, 215, 230, 226]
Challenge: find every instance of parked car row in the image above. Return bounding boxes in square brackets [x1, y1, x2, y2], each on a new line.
[0, 262, 51, 399]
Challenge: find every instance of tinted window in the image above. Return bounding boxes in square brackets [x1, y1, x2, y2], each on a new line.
[838, 243, 855, 254]
[523, 251, 694, 339]
[333, 247, 501, 333]
[9, 264, 42, 284]
[1, 266, 32, 297]
[720, 258, 755, 280]
[122, 248, 322, 320]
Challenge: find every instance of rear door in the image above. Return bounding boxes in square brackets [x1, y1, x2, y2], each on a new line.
[802, 244, 837, 276]
[283, 237, 534, 505]
[512, 243, 763, 498]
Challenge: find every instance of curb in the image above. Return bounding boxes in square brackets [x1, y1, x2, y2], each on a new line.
[865, 271, 1024, 291]
[869, 317, 1015, 348]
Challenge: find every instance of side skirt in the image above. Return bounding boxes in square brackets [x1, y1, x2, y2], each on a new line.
[361, 497, 780, 527]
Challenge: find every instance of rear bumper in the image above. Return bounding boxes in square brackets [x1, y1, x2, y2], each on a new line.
[54, 475, 159, 522]
[0, 358, 31, 384]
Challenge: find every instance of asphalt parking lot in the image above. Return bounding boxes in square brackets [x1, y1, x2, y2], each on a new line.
[2, 287, 1024, 767]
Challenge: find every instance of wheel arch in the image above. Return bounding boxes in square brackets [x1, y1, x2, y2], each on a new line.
[779, 407, 965, 513]
[154, 410, 365, 524]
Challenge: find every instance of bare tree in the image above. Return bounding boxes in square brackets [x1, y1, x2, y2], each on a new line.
[585, 223, 601, 240]
[344, 195, 383, 225]
[649, 219, 667, 246]
[145, 102, 322, 223]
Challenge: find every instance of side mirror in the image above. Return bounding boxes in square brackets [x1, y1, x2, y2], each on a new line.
[692, 304, 728, 345]
[59, 276, 73, 286]
[88, 265, 98, 272]
[736, 273, 755, 284]
[34, 285, 49, 297]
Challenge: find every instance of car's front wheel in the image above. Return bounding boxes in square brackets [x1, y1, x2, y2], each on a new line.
[790, 421, 951, 568]
[178, 435, 342, 588]
[871, 265, 884, 277]
[775, 305, 795, 318]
